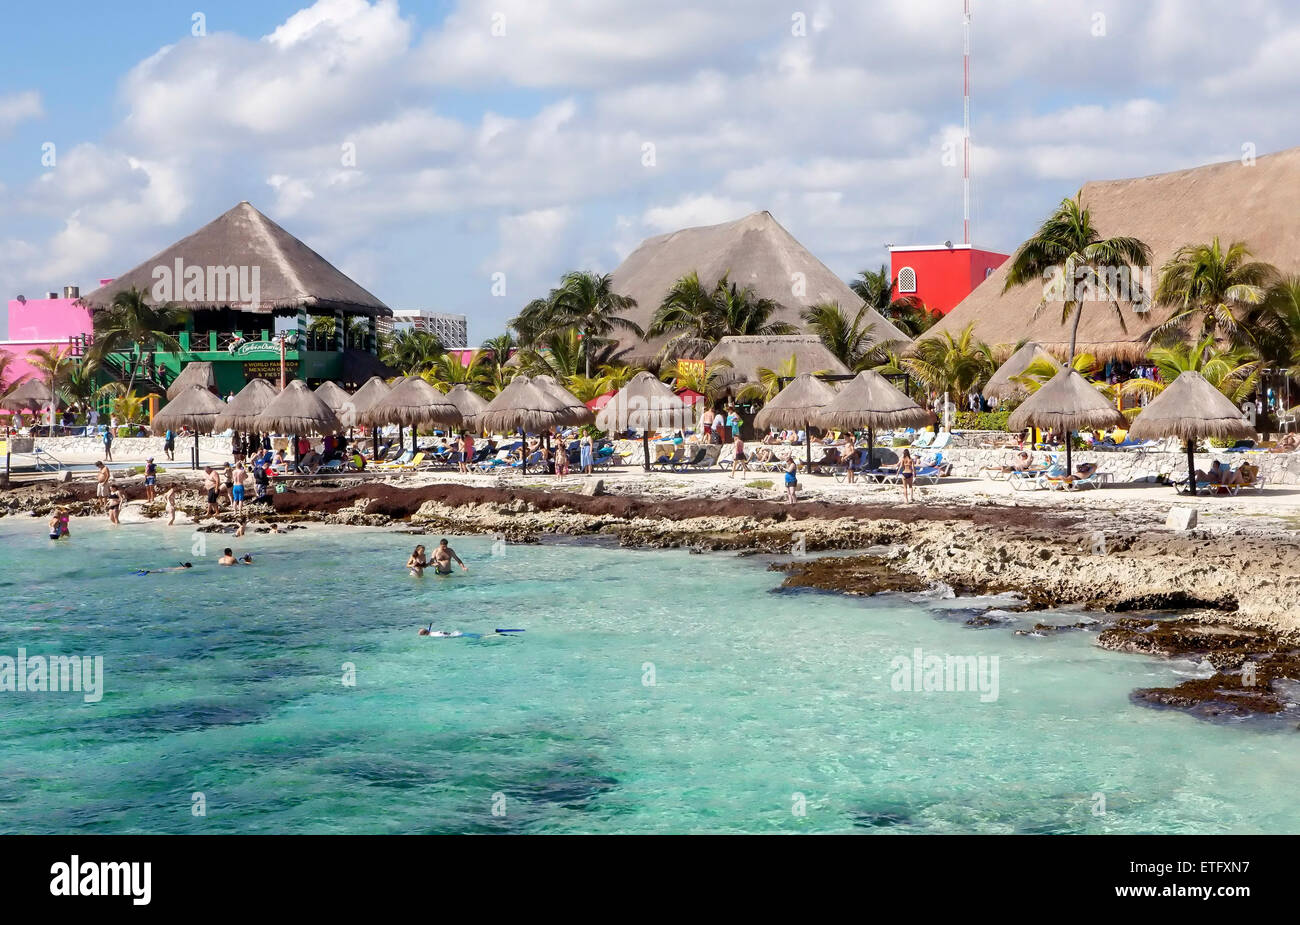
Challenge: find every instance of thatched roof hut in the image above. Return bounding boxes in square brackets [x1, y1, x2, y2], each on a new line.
[313, 380, 353, 416]
[1128, 371, 1255, 442]
[704, 335, 849, 389]
[609, 210, 911, 359]
[152, 385, 228, 435]
[532, 375, 596, 426]
[595, 372, 691, 433]
[167, 361, 216, 400]
[358, 377, 462, 428]
[812, 371, 934, 431]
[0, 378, 55, 412]
[1006, 369, 1126, 433]
[252, 379, 342, 435]
[82, 201, 391, 318]
[215, 378, 279, 431]
[342, 376, 392, 428]
[983, 343, 1060, 401]
[479, 375, 572, 435]
[444, 384, 489, 431]
[754, 373, 838, 431]
[928, 146, 1300, 361]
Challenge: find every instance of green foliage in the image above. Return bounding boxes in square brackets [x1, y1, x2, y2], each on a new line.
[954, 409, 1012, 431]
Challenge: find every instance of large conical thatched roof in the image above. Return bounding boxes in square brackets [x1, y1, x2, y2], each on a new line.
[983, 343, 1061, 401]
[479, 375, 572, 435]
[444, 384, 489, 430]
[167, 361, 216, 399]
[812, 370, 934, 431]
[703, 335, 849, 388]
[215, 378, 279, 431]
[532, 375, 596, 426]
[929, 146, 1300, 361]
[82, 201, 391, 317]
[0, 378, 55, 412]
[1006, 369, 1126, 433]
[152, 385, 228, 435]
[610, 211, 911, 359]
[1128, 371, 1255, 441]
[252, 379, 342, 435]
[341, 376, 391, 427]
[755, 373, 839, 431]
[595, 372, 691, 432]
[313, 380, 353, 415]
[358, 377, 463, 428]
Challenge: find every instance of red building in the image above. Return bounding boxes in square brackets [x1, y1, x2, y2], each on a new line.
[888, 243, 1008, 315]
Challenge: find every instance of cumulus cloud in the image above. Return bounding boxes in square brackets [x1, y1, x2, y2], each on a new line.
[0, 90, 42, 136]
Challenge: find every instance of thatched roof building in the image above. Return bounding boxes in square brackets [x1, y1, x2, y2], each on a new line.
[704, 335, 849, 389]
[82, 201, 391, 318]
[609, 210, 911, 359]
[929, 146, 1300, 361]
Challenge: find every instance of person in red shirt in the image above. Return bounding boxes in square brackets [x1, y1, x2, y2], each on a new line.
[459, 432, 474, 473]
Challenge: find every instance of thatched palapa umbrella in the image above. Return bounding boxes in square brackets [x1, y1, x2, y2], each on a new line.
[480, 376, 573, 472]
[1, 379, 57, 479]
[215, 378, 279, 432]
[360, 377, 462, 428]
[152, 385, 229, 469]
[444, 384, 489, 433]
[595, 372, 690, 471]
[983, 343, 1060, 402]
[1128, 370, 1255, 496]
[1007, 369, 1125, 475]
[812, 371, 934, 469]
[253, 380, 343, 465]
[531, 375, 596, 427]
[343, 375, 392, 456]
[755, 373, 838, 468]
[167, 361, 217, 400]
[313, 381, 353, 417]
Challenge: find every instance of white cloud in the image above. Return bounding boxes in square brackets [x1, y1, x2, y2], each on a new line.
[0, 90, 42, 136]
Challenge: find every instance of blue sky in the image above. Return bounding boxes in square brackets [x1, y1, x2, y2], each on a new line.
[2, 0, 1297, 344]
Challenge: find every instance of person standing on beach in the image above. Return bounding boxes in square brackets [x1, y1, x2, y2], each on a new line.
[700, 407, 713, 440]
[164, 486, 178, 526]
[203, 466, 220, 517]
[784, 456, 798, 503]
[102, 425, 113, 461]
[164, 428, 176, 462]
[93, 461, 111, 511]
[231, 461, 248, 514]
[144, 457, 158, 502]
[727, 408, 741, 441]
[580, 432, 594, 475]
[555, 435, 569, 478]
[107, 487, 124, 525]
[459, 432, 474, 473]
[729, 433, 748, 478]
[221, 463, 235, 506]
[899, 449, 916, 503]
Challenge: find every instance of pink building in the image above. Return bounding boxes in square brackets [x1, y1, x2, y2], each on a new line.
[0, 285, 97, 388]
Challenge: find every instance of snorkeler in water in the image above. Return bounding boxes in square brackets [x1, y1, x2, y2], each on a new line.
[132, 562, 194, 575]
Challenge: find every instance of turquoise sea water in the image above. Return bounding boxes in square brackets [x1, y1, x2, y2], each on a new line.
[0, 517, 1296, 834]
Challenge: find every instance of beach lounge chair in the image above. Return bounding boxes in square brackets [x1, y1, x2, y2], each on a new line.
[653, 445, 685, 470]
[673, 445, 707, 471]
[374, 449, 413, 469]
[1043, 462, 1103, 490]
[910, 432, 934, 450]
[378, 451, 425, 471]
[929, 432, 952, 450]
[1008, 467, 1049, 490]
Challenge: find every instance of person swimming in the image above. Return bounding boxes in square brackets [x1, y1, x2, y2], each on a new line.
[418, 627, 464, 637]
[407, 544, 427, 577]
[132, 562, 194, 575]
[431, 538, 467, 575]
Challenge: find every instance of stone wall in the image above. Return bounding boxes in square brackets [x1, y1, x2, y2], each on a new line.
[13, 435, 233, 458]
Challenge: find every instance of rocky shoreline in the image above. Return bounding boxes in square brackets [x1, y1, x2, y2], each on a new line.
[6, 474, 1300, 723]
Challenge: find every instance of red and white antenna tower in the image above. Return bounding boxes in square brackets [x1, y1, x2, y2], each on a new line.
[962, 0, 972, 245]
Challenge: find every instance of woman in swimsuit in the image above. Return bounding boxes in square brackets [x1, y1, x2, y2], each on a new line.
[407, 545, 427, 577]
[107, 488, 124, 525]
[784, 456, 798, 503]
[47, 508, 70, 540]
[899, 449, 916, 503]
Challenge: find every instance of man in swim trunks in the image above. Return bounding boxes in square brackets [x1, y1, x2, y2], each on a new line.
[218, 548, 240, 566]
[204, 466, 221, 517]
[432, 538, 468, 574]
[94, 461, 111, 511]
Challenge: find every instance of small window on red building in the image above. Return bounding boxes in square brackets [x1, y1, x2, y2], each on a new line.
[985, 267, 994, 279]
[897, 267, 917, 293]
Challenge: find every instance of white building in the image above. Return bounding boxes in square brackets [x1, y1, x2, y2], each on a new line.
[390, 310, 468, 347]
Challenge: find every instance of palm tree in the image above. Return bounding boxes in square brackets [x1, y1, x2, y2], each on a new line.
[1008, 353, 1102, 396]
[901, 323, 996, 405]
[25, 345, 71, 436]
[713, 276, 796, 339]
[550, 271, 642, 378]
[646, 271, 719, 361]
[110, 391, 147, 425]
[801, 300, 896, 371]
[1258, 276, 1300, 372]
[850, 264, 938, 335]
[421, 351, 490, 395]
[381, 329, 444, 375]
[0, 350, 28, 402]
[598, 364, 640, 391]
[1119, 336, 1260, 405]
[660, 358, 734, 405]
[517, 328, 583, 380]
[91, 287, 184, 396]
[1003, 194, 1152, 364]
[1152, 238, 1278, 349]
